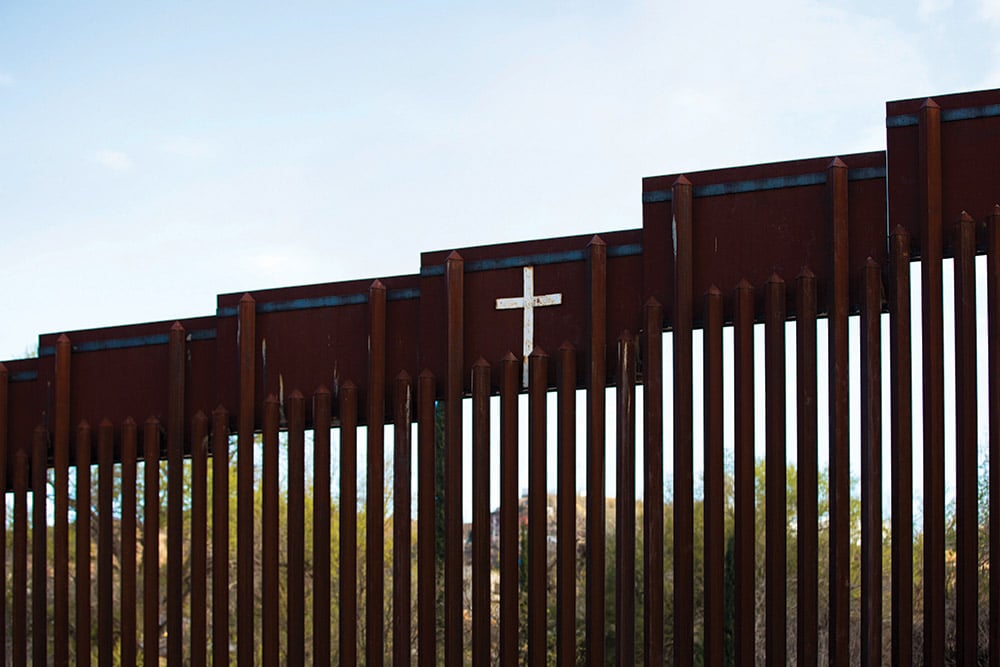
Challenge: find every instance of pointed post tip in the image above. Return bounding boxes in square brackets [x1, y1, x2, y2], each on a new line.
[170, 321, 185, 332]
[797, 267, 816, 280]
[829, 157, 847, 169]
[673, 174, 692, 187]
[644, 296, 663, 309]
[446, 250, 463, 261]
[370, 278, 386, 290]
[240, 293, 255, 303]
[959, 210, 974, 223]
[530, 346, 548, 358]
[587, 234, 606, 247]
[865, 256, 880, 269]
[77, 419, 91, 430]
[473, 357, 490, 368]
[57, 333, 71, 344]
[395, 369, 412, 381]
[890, 224, 910, 237]
[145, 415, 160, 426]
[501, 351, 519, 363]
[706, 284, 722, 297]
[314, 385, 331, 396]
[288, 389, 304, 400]
[418, 368, 435, 380]
[99, 417, 113, 427]
[558, 340, 576, 352]
[766, 272, 784, 285]
[921, 97, 940, 110]
[736, 277, 754, 290]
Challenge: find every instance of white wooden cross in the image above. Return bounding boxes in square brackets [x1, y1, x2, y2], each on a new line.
[495, 266, 563, 387]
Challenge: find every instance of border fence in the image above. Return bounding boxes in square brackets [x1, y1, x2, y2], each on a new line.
[3, 87, 1000, 665]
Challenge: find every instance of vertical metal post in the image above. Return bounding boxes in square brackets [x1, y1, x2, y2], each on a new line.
[586, 235, 607, 666]
[97, 419, 114, 665]
[557, 342, 577, 667]
[32, 424, 48, 665]
[13, 446, 27, 667]
[643, 299, 664, 667]
[287, 390, 306, 666]
[954, 212, 979, 661]
[237, 293, 256, 667]
[528, 348, 548, 667]
[313, 388, 332, 667]
[143, 417, 161, 667]
[75, 421, 92, 667]
[703, 288, 724, 667]
[167, 322, 185, 666]
[860, 259, 883, 665]
[211, 406, 230, 667]
[672, 176, 694, 667]
[444, 252, 464, 667]
[989, 206, 1000, 666]
[190, 411, 208, 667]
[261, 395, 279, 667]
[796, 269, 818, 667]
[733, 279, 755, 666]
[416, 370, 436, 667]
[340, 381, 359, 667]
[764, 274, 787, 666]
[392, 372, 413, 666]
[121, 418, 137, 665]
[367, 280, 386, 667]
[826, 157, 851, 667]
[499, 353, 519, 667]
[918, 99, 945, 667]
[471, 358, 491, 666]
[615, 334, 636, 667]
[54, 334, 70, 667]
[889, 226, 913, 667]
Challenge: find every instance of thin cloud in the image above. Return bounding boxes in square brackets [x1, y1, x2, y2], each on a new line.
[983, 0, 1000, 21]
[94, 149, 134, 171]
[159, 136, 217, 159]
[0, 72, 14, 86]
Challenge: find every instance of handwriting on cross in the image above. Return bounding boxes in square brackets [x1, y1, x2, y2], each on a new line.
[495, 266, 563, 387]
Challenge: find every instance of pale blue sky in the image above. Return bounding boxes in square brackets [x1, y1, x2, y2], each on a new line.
[2, 0, 999, 359]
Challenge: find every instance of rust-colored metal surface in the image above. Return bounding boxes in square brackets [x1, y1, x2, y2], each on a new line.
[75, 422, 92, 667]
[703, 288, 724, 667]
[860, 258, 883, 665]
[3, 85, 999, 664]
[889, 226, 914, 667]
[556, 342, 577, 667]
[795, 270, 818, 667]
[764, 274, 787, 666]
[614, 334, 636, 667]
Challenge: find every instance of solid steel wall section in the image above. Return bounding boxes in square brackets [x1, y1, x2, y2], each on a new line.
[472, 359, 491, 666]
[392, 373, 413, 667]
[860, 259, 883, 665]
[703, 288, 724, 667]
[340, 382, 359, 667]
[190, 411, 208, 667]
[237, 293, 256, 667]
[954, 212, 979, 661]
[261, 395, 279, 667]
[642, 299, 664, 667]
[143, 418, 161, 667]
[312, 388, 332, 667]
[444, 252, 464, 667]
[557, 343, 577, 667]
[97, 420, 114, 666]
[54, 335, 70, 667]
[287, 391, 306, 666]
[499, 354, 519, 667]
[671, 176, 694, 667]
[211, 406, 230, 667]
[733, 280, 755, 666]
[918, 99, 945, 667]
[889, 227, 913, 667]
[528, 349, 549, 667]
[13, 448, 27, 667]
[764, 275, 787, 666]
[167, 322, 185, 666]
[32, 424, 48, 665]
[795, 270, 818, 667]
[990, 207, 1000, 666]
[585, 235, 607, 667]
[615, 334, 636, 667]
[121, 419, 137, 665]
[416, 370, 436, 667]
[367, 280, 386, 667]
[75, 422, 92, 667]
[826, 158, 851, 667]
